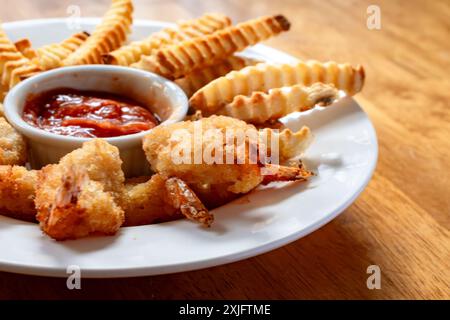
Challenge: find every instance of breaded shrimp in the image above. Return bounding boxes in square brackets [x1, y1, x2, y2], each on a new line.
[0, 165, 37, 221]
[35, 139, 125, 240]
[123, 174, 212, 227]
[142, 116, 312, 199]
[123, 174, 182, 226]
[0, 117, 27, 165]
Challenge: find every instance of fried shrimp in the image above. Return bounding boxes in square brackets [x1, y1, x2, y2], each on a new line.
[142, 116, 312, 201]
[123, 174, 182, 226]
[35, 139, 125, 240]
[124, 174, 212, 227]
[0, 117, 27, 165]
[0, 165, 37, 221]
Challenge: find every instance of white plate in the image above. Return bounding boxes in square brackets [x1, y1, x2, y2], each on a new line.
[0, 18, 378, 278]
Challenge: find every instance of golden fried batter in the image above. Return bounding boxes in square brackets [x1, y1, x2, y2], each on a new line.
[124, 174, 212, 227]
[35, 139, 125, 240]
[0, 117, 27, 165]
[0, 165, 37, 221]
[142, 116, 312, 198]
[123, 174, 182, 226]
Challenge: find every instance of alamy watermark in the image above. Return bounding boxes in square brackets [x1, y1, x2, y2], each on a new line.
[367, 5, 381, 30]
[366, 265, 381, 289]
[66, 265, 81, 290]
[66, 5, 82, 30]
[168, 122, 280, 174]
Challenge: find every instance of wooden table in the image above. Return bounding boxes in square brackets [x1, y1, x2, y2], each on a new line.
[0, 0, 449, 300]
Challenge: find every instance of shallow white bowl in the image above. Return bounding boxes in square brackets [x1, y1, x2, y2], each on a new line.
[4, 65, 188, 177]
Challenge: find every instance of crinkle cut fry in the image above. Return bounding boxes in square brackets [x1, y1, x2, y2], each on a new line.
[190, 60, 365, 115]
[106, 13, 231, 66]
[0, 25, 41, 89]
[261, 126, 313, 162]
[175, 56, 261, 97]
[14, 38, 37, 60]
[139, 14, 290, 79]
[218, 82, 340, 124]
[0, 165, 37, 222]
[36, 31, 90, 70]
[62, 0, 133, 65]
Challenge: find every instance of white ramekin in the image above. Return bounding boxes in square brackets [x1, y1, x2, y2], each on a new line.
[4, 65, 188, 177]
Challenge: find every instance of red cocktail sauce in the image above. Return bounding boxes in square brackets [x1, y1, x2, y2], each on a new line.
[22, 88, 159, 138]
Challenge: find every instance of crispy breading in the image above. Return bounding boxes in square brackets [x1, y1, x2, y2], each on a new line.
[142, 116, 312, 196]
[138, 15, 290, 79]
[0, 117, 27, 165]
[123, 174, 182, 226]
[35, 31, 90, 70]
[124, 174, 212, 227]
[175, 56, 261, 97]
[35, 139, 125, 240]
[0, 25, 41, 89]
[62, 0, 133, 65]
[190, 61, 365, 114]
[106, 13, 231, 66]
[14, 38, 37, 60]
[0, 165, 37, 221]
[218, 83, 339, 124]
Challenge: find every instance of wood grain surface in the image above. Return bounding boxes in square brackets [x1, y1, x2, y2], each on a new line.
[0, 0, 449, 300]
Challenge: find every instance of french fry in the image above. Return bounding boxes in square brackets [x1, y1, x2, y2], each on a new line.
[35, 31, 89, 70]
[0, 26, 41, 89]
[218, 82, 339, 124]
[261, 126, 313, 162]
[14, 38, 37, 60]
[175, 55, 261, 97]
[106, 13, 231, 66]
[62, 0, 133, 65]
[190, 61, 365, 114]
[139, 15, 290, 79]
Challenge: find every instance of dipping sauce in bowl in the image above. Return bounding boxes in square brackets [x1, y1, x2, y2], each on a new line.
[22, 88, 160, 138]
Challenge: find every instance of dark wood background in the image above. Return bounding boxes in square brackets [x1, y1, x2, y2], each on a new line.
[0, 0, 449, 299]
